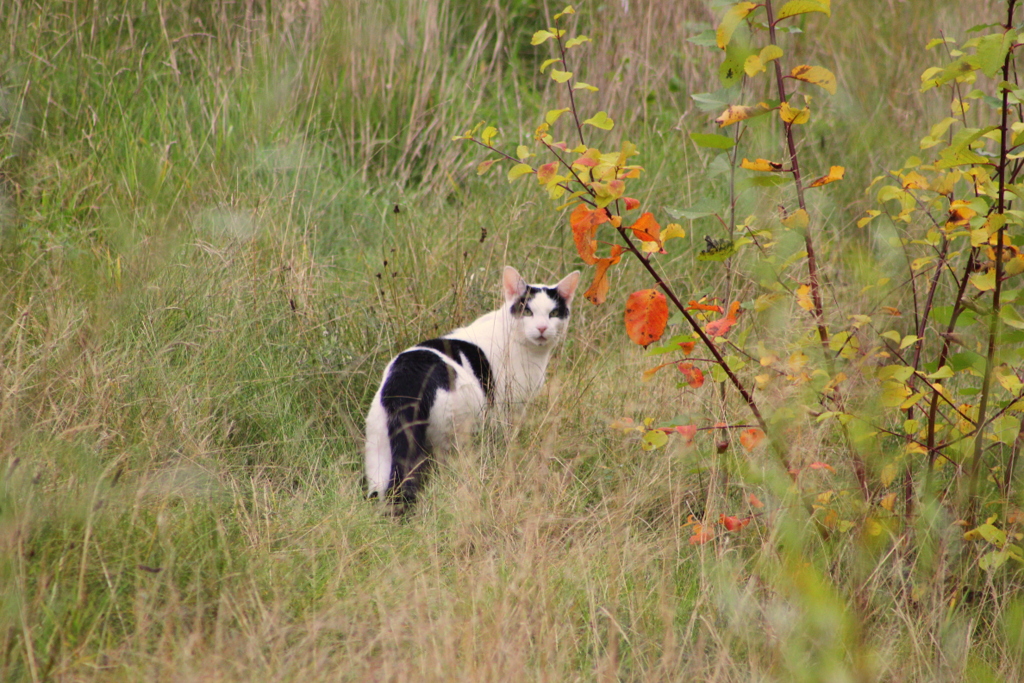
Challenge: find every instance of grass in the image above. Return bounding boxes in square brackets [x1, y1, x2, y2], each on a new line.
[1, 0, 1023, 680]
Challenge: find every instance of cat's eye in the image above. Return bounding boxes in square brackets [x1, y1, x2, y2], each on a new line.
[522, 308, 533, 316]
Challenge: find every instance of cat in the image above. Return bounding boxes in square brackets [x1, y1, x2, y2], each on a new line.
[364, 266, 580, 509]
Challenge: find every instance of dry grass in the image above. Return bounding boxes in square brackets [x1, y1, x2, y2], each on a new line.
[1, 0, 1023, 681]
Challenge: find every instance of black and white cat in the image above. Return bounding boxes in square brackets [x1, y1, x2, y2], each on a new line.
[364, 266, 580, 507]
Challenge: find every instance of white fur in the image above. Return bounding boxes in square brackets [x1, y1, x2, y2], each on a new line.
[364, 266, 580, 499]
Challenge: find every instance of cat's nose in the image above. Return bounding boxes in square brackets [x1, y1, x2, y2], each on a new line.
[536, 324, 548, 335]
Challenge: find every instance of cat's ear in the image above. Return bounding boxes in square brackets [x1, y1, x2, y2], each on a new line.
[555, 271, 581, 304]
[502, 266, 528, 301]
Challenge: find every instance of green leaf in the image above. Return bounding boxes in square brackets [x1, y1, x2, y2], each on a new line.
[976, 30, 1017, 79]
[689, 132, 736, 150]
[531, 30, 555, 45]
[666, 197, 720, 220]
[583, 111, 615, 130]
[545, 108, 571, 125]
[979, 549, 1009, 571]
[641, 429, 669, 451]
[507, 163, 534, 181]
[776, 0, 831, 21]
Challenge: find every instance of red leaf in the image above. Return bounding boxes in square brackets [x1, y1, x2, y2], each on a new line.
[570, 204, 609, 265]
[677, 362, 705, 388]
[583, 245, 624, 305]
[628, 212, 662, 245]
[624, 289, 668, 346]
[686, 300, 723, 313]
[748, 493, 764, 509]
[675, 425, 698, 444]
[719, 514, 751, 532]
[624, 197, 640, 211]
[537, 161, 559, 184]
[739, 428, 765, 451]
[689, 528, 714, 545]
[679, 341, 696, 355]
[705, 301, 741, 338]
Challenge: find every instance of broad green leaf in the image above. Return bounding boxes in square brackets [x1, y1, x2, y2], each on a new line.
[583, 111, 615, 130]
[540, 58, 562, 73]
[776, 0, 831, 21]
[716, 2, 758, 49]
[689, 132, 736, 149]
[507, 163, 534, 181]
[976, 30, 1017, 79]
[545, 108, 571, 125]
[979, 549, 1009, 571]
[531, 30, 555, 45]
[641, 429, 669, 451]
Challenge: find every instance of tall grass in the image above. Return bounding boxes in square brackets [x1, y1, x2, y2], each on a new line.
[1, 0, 1022, 680]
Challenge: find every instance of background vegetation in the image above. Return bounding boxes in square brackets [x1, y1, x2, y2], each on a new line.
[1, 0, 1021, 680]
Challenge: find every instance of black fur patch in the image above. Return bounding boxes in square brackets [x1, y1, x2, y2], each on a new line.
[510, 286, 570, 318]
[418, 337, 494, 402]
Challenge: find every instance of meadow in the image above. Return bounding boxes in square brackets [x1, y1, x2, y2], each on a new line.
[1, 0, 1023, 680]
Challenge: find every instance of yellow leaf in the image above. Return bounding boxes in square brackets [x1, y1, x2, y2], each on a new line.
[781, 208, 809, 229]
[790, 65, 837, 94]
[863, 517, 883, 536]
[476, 159, 497, 175]
[716, 2, 759, 49]
[642, 362, 674, 382]
[516, 145, 535, 161]
[880, 493, 897, 512]
[796, 283, 815, 311]
[857, 210, 881, 228]
[809, 165, 845, 187]
[744, 54, 766, 76]
[777, 0, 831, 20]
[780, 101, 810, 125]
[531, 30, 555, 45]
[715, 104, 766, 127]
[550, 69, 574, 83]
[545, 108, 571, 126]
[481, 126, 498, 146]
[507, 163, 534, 181]
[760, 44, 784, 63]
[554, 5, 575, 20]
[573, 82, 599, 92]
[540, 58, 561, 73]
[970, 269, 997, 292]
[741, 157, 783, 172]
[565, 36, 591, 49]
[880, 463, 898, 487]
[662, 224, 687, 242]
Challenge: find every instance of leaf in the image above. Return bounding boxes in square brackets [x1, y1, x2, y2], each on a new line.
[807, 461, 836, 473]
[689, 528, 714, 545]
[741, 158, 784, 172]
[687, 300, 723, 313]
[976, 30, 1017, 79]
[583, 111, 615, 130]
[550, 69, 574, 83]
[706, 301, 741, 337]
[481, 126, 498, 145]
[573, 82, 599, 92]
[880, 463, 898, 487]
[748, 493, 765, 508]
[508, 163, 534, 181]
[690, 132, 736, 150]
[641, 429, 669, 451]
[880, 493, 897, 512]
[716, 2, 758, 49]
[565, 36, 591, 49]
[476, 159, 497, 175]
[554, 5, 575, 20]
[584, 245, 624, 305]
[516, 145, 535, 160]
[715, 104, 767, 127]
[531, 30, 555, 45]
[536, 161, 559, 184]
[675, 424, 698, 444]
[677, 362, 705, 388]
[796, 284, 814, 311]
[545, 108, 571, 125]
[790, 65, 837, 94]
[781, 208, 810, 229]
[642, 361, 674, 382]
[776, 0, 831, 21]
[979, 549, 1009, 571]
[809, 165, 845, 187]
[625, 290, 669, 346]
[970, 269, 996, 292]
[624, 197, 640, 211]
[662, 224, 687, 242]
[720, 514, 752, 531]
[629, 212, 662, 245]
[739, 428, 765, 451]
[540, 58, 562, 74]
[780, 101, 810, 125]
[570, 204, 609, 265]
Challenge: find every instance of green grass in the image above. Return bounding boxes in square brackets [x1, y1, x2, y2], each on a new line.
[2, 0, 1023, 680]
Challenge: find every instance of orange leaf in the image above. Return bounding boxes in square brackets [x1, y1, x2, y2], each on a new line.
[809, 165, 845, 188]
[624, 197, 640, 211]
[675, 425, 698, 444]
[677, 362, 705, 388]
[629, 212, 662, 246]
[689, 527, 714, 545]
[537, 161, 559, 184]
[739, 428, 765, 451]
[748, 493, 764, 509]
[687, 300, 723, 313]
[807, 461, 836, 473]
[679, 341, 696, 355]
[570, 204, 609, 265]
[720, 514, 751, 532]
[705, 301, 741, 338]
[624, 289, 669, 346]
[584, 256, 615, 305]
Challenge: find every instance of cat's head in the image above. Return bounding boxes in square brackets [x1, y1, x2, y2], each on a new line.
[502, 266, 581, 347]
